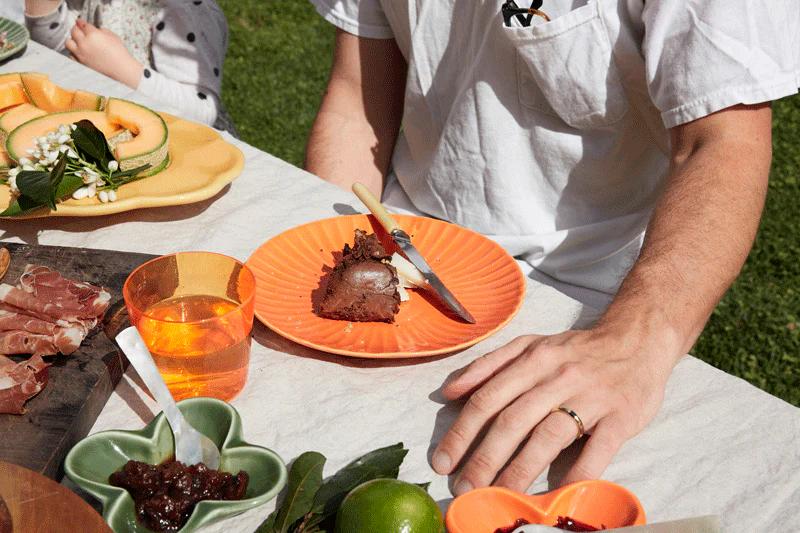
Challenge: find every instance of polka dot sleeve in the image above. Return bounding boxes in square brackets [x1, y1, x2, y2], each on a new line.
[136, 0, 228, 126]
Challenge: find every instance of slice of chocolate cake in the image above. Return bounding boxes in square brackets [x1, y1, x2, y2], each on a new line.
[317, 230, 401, 323]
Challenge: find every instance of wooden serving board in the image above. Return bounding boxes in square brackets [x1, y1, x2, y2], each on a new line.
[0, 242, 155, 479]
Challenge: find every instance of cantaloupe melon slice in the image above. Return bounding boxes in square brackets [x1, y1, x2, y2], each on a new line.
[6, 111, 123, 161]
[0, 104, 47, 142]
[0, 74, 29, 110]
[70, 90, 105, 111]
[104, 98, 168, 172]
[20, 73, 74, 113]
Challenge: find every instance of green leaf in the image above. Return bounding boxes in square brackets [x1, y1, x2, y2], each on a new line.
[48, 152, 68, 209]
[0, 195, 45, 216]
[71, 120, 114, 169]
[15, 170, 52, 208]
[111, 163, 151, 180]
[310, 443, 408, 526]
[255, 514, 277, 533]
[260, 451, 326, 533]
[55, 173, 84, 200]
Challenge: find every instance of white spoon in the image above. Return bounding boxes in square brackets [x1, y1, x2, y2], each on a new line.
[116, 326, 220, 469]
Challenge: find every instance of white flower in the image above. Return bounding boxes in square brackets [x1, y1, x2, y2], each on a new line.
[98, 190, 109, 203]
[8, 174, 17, 191]
[7, 167, 20, 178]
[46, 132, 57, 143]
[59, 145, 69, 154]
[45, 151, 59, 164]
[87, 183, 97, 197]
[108, 160, 119, 172]
[70, 124, 77, 131]
[18, 157, 32, 166]
[36, 137, 48, 148]
[22, 164, 35, 171]
[57, 124, 70, 136]
[72, 186, 90, 200]
[57, 134, 70, 145]
[67, 148, 78, 159]
[108, 190, 117, 202]
[26, 148, 36, 155]
[81, 171, 97, 184]
[95, 179, 106, 187]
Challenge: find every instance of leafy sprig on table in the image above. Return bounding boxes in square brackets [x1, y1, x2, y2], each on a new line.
[258, 442, 425, 533]
[0, 120, 150, 216]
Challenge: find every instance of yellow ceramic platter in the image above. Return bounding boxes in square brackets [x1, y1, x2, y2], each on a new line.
[0, 113, 244, 218]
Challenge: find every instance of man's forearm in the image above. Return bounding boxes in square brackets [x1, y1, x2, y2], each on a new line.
[305, 30, 406, 198]
[600, 104, 772, 361]
[305, 81, 395, 197]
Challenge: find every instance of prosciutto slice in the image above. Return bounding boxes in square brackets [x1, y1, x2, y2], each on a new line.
[1, 265, 111, 322]
[0, 264, 111, 414]
[0, 354, 49, 415]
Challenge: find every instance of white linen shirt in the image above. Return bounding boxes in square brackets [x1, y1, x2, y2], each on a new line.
[310, 0, 800, 295]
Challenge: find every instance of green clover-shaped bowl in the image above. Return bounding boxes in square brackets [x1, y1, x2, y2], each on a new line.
[64, 397, 287, 533]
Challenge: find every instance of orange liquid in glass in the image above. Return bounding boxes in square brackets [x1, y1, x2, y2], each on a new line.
[136, 294, 251, 401]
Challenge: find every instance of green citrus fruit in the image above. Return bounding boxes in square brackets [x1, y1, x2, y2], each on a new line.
[334, 478, 445, 533]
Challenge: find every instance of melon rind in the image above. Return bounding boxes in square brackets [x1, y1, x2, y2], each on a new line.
[104, 98, 168, 172]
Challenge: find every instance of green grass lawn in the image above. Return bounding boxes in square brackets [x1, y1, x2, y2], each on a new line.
[219, 0, 800, 406]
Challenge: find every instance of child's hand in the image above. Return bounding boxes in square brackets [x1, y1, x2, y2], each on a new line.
[65, 19, 143, 89]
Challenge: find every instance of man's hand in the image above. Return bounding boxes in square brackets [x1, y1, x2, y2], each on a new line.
[65, 19, 143, 89]
[433, 103, 773, 494]
[432, 326, 673, 494]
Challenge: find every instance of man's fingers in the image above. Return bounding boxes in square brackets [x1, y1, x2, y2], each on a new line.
[560, 420, 624, 486]
[494, 401, 599, 492]
[442, 336, 538, 400]
[432, 341, 552, 476]
[451, 378, 581, 494]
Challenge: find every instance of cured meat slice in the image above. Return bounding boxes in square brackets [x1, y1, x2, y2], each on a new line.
[0, 264, 111, 413]
[0, 309, 57, 335]
[18, 265, 111, 319]
[0, 330, 58, 356]
[0, 354, 49, 415]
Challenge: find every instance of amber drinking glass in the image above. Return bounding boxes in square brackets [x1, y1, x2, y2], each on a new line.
[123, 252, 256, 401]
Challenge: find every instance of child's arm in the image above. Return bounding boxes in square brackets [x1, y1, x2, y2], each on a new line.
[25, 0, 76, 51]
[136, 1, 229, 126]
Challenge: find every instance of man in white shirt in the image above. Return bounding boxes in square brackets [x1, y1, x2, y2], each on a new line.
[305, 0, 799, 494]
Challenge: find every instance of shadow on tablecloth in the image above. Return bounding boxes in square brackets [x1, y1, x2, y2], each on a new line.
[251, 321, 458, 368]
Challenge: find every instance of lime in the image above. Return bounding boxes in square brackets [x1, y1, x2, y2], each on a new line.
[334, 478, 445, 533]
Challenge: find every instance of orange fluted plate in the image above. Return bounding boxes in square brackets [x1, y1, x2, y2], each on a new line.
[246, 214, 525, 358]
[0, 113, 243, 218]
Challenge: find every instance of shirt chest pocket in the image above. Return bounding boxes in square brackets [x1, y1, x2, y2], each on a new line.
[506, 1, 628, 129]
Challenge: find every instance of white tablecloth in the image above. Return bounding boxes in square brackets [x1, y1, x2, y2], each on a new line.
[2, 43, 799, 533]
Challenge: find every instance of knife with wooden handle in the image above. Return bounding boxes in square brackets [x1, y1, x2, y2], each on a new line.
[352, 182, 476, 324]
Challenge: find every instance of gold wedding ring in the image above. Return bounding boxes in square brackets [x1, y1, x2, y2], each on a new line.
[553, 406, 585, 440]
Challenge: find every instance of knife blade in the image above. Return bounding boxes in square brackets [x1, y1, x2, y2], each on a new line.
[352, 182, 476, 324]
